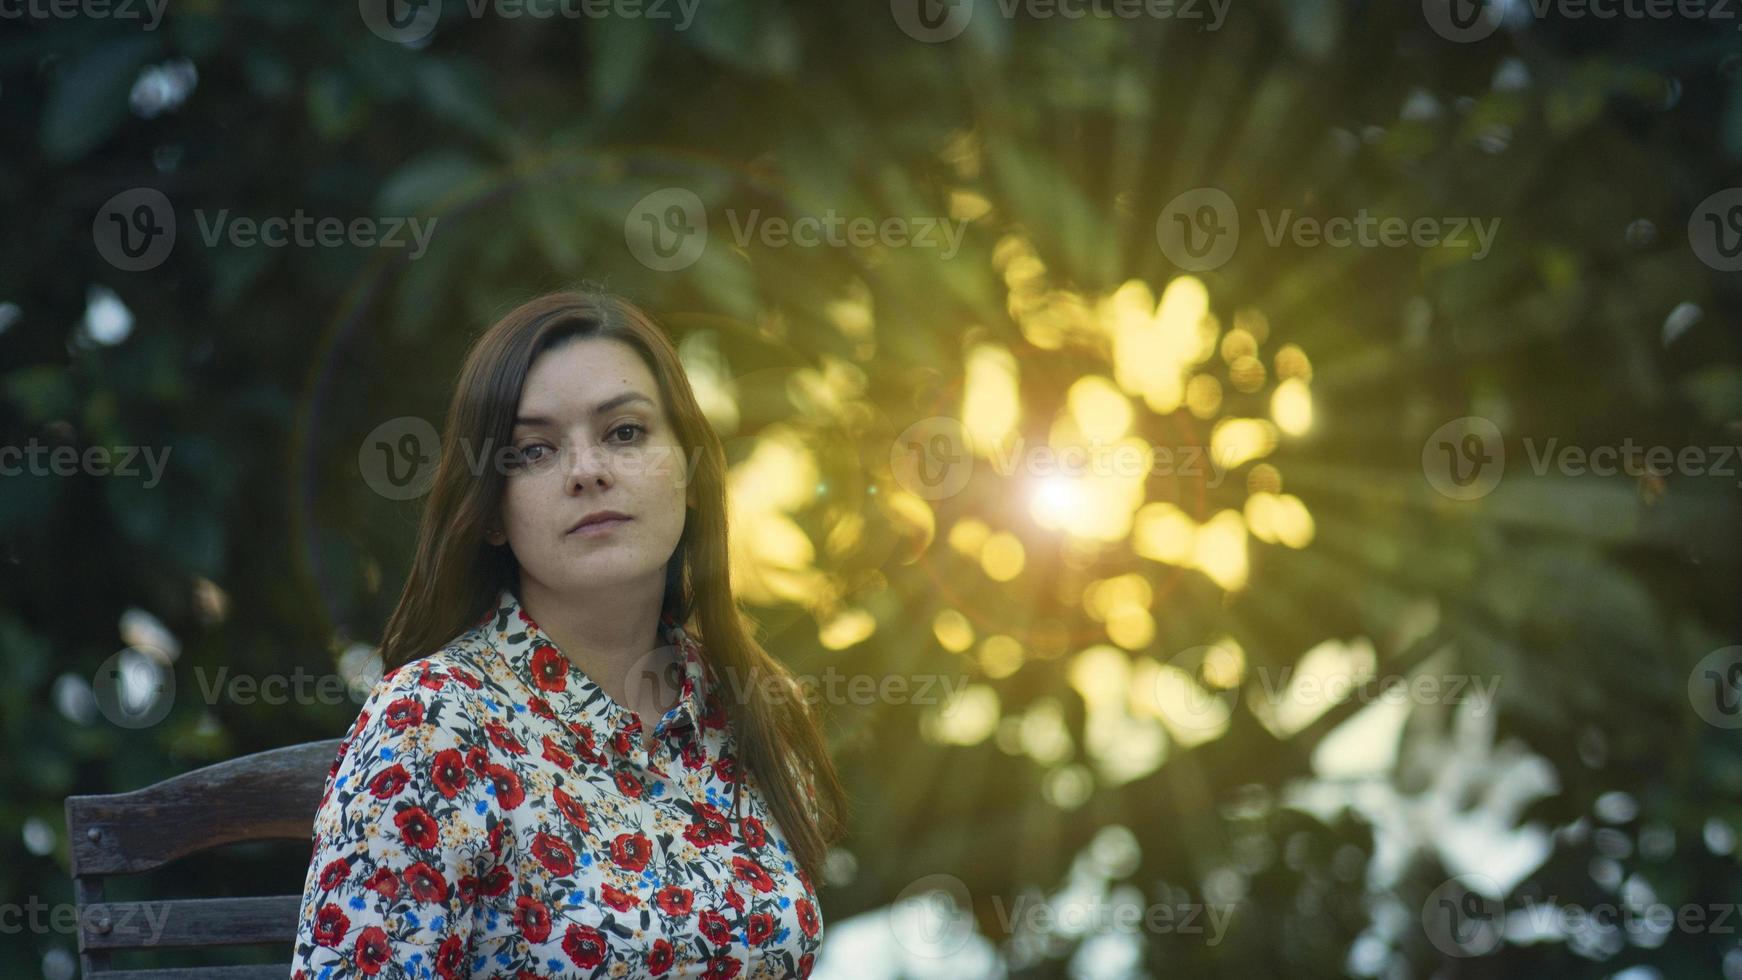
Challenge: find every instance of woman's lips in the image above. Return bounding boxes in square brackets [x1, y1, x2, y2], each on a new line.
[570, 516, 632, 537]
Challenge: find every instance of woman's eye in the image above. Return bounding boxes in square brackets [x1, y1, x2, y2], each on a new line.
[609, 423, 646, 444]
[516, 444, 552, 465]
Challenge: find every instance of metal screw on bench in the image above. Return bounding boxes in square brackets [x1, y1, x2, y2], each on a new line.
[88, 827, 101, 841]
[90, 909, 111, 935]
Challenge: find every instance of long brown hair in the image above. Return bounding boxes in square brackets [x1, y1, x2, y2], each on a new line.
[378, 290, 846, 887]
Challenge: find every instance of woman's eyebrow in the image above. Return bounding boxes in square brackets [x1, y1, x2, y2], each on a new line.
[514, 391, 655, 429]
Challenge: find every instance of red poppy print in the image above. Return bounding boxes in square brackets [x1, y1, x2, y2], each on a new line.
[615, 769, 643, 798]
[551, 786, 589, 832]
[318, 857, 349, 891]
[434, 934, 467, 979]
[368, 764, 410, 799]
[747, 911, 775, 945]
[528, 643, 569, 692]
[655, 884, 695, 917]
[562, 923, 607, 969]
[354, 926, 391, 975]
[402, 862, 448, 904]
[430, 749, 469, 798]
[394, 807, 439, 850]
[312, 904, 349, 946]
[530, 832, 575, 876]
[740, 816, 767, 849]
[601, 883, 640, 911]
[382, 697, 424, 731]
[514, 896, 552, 943]
[611, 831, 652, 872]
[699, 909, 731, 946]
[796, 898, 820, 938]
[484, 763, 525, 809]
[731, 856, 776, 894]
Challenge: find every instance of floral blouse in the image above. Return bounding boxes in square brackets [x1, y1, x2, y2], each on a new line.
[290, 588, 823, 979]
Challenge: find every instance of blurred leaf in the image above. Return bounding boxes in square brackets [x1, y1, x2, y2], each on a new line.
[306, 66, 368, 140]
[515, 181, 589, 274]
[413, 58, 511, 146]
[377, 149, 491, 215]
[4, 366, 77, 422]
[588, 17, 657, 113]
[1681, 365, 1742, 425]
[682, 0, 799, 78]
[40, 34, 163, 162]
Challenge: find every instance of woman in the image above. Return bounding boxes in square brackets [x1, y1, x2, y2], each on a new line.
[291, 291, 846, 979]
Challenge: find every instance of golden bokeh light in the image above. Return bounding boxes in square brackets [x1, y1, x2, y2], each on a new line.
[981, 531, 1026, 581]
[933, 608, 975, 652]
[963, 343, 1021, 454]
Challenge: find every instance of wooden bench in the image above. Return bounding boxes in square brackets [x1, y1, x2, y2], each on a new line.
[63, 738, 343, 980]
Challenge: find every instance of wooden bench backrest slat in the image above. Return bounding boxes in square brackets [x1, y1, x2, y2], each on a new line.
[68, 966, 294, 980]
[78, 896, 302, 951]
[65, 739, 342, 877]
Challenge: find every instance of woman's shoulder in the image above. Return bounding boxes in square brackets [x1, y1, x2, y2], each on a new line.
[312, 634, 505, 849]
[342, 633, 496, 742]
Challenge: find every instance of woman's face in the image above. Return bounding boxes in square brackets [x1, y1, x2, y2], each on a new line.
[488, 337, 692, 600]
